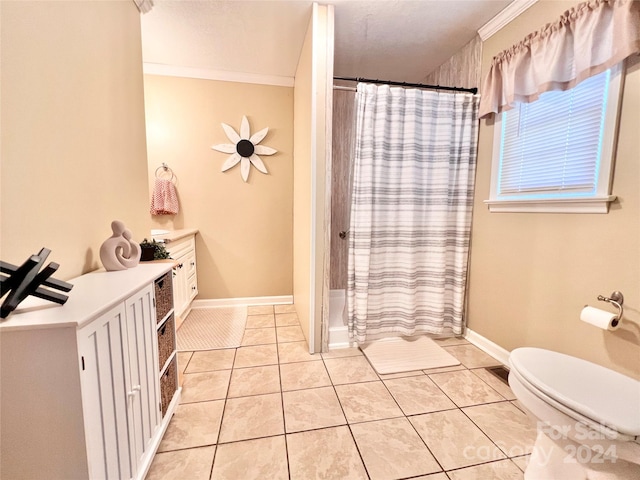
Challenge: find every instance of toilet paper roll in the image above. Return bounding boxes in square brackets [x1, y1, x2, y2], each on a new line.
[580, 306, 620, 331]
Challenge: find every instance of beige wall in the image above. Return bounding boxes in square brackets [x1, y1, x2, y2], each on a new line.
[293, 3, 333, 352]
[467, 0, 640, 379]
[1, 1, 150, 280]
[144, 75, 294, 299]
[423, 34, 482, 90]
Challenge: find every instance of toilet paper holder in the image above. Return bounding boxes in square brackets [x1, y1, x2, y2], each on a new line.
[596, 291, 624, 325]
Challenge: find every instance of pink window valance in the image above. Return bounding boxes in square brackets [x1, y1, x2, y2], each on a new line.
[479, 0, 640, 118]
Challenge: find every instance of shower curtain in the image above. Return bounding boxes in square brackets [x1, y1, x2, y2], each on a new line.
[347, 83, 479, 343]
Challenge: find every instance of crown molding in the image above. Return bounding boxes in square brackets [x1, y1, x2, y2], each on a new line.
[478, 0, 539, 40]
[143, 63, 295, 87]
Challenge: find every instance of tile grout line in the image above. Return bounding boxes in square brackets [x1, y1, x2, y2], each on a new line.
[374, 363, 448, 476]
[156, 325, 529, 479]
[427, 358, 531, 465]
[215, 304, 290, 477]
[459, 401, 530, 461]
[273, 307, 294, 480]
[374, 349, 520, 475]
[421, 356, 526, 466]
[207, 345, 239, 478]
[321, 352, 373, 479]
[443, 456, 525, 475]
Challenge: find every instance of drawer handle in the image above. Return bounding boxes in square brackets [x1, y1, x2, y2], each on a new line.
[190, 261, 195, 266]
[192, 286, 197, 291]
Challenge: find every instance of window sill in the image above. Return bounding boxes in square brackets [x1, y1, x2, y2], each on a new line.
[484, 195, 616, 213]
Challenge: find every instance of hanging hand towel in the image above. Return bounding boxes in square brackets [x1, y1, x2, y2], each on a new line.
[150, 178, 179, 215]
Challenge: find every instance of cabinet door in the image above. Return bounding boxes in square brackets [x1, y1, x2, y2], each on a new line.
[184, 248, 197, 279]
[172, 257, 188, 317]
[78, 284, 161, 480]
[166, 236, 196, 318]
[78, 303, 135, 480]
[124, 284, 161, 473]
[187, 271, 198, 303]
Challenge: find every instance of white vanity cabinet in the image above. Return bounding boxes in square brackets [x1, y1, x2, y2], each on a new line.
[0, 264, 180, 480]
[78, 284, 160, 479]
[163, 232, 198, 319]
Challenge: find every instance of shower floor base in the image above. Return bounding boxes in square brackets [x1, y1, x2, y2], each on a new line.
[328, 290, 353, 349]
[328, 325, 355, 349]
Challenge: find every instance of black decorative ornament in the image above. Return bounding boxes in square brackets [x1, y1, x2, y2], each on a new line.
[0, 248, 73, 319]
[236, 139, 255, 158]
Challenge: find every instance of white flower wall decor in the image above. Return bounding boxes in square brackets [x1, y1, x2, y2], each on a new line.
[211, 116, 277, 182]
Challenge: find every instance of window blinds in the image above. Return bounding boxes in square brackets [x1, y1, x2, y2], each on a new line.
[498, 69, 610, 197]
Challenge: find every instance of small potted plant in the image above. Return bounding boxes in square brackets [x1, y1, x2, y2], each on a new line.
[139, 239, 171, 261]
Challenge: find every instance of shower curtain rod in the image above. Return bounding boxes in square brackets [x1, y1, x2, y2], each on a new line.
[333, 76, 478, 94]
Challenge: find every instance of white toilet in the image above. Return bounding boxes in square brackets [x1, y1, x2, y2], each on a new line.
[509, 347, 640, 479]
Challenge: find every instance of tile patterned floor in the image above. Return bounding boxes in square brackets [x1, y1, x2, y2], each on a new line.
[147, 305, 535, 480]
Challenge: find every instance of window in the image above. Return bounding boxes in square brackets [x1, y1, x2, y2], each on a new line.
[485, 63, 624, 213]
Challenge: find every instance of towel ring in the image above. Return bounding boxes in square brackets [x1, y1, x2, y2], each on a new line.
[155, 163, 176, 183]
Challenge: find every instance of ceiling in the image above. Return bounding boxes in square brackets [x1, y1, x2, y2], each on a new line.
[141, 0, 513, 85]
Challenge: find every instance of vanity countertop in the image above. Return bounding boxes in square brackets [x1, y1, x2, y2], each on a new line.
[151, 228, 199, 243]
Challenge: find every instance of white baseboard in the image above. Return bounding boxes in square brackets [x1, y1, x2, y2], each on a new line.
[328, 324, 513, 360]
[464, 328, 511, 367]
[192, 295, 293, 308]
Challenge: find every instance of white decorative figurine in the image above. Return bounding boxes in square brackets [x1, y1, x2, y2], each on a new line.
[99, 220, 141, 271]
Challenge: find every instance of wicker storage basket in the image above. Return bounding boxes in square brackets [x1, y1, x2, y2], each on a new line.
[154, 272, 173, 323]
[160, 356, 177, 417]
[157, 314, 175, 372]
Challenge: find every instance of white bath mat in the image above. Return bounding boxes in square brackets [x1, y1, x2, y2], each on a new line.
[177, 306, 247, 351]
[360, 335, 460, 374]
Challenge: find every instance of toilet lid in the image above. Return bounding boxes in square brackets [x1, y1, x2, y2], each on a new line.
[510, 347, 640, 437]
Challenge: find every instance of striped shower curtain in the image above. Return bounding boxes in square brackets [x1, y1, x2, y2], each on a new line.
[347, 83, 479, 343]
